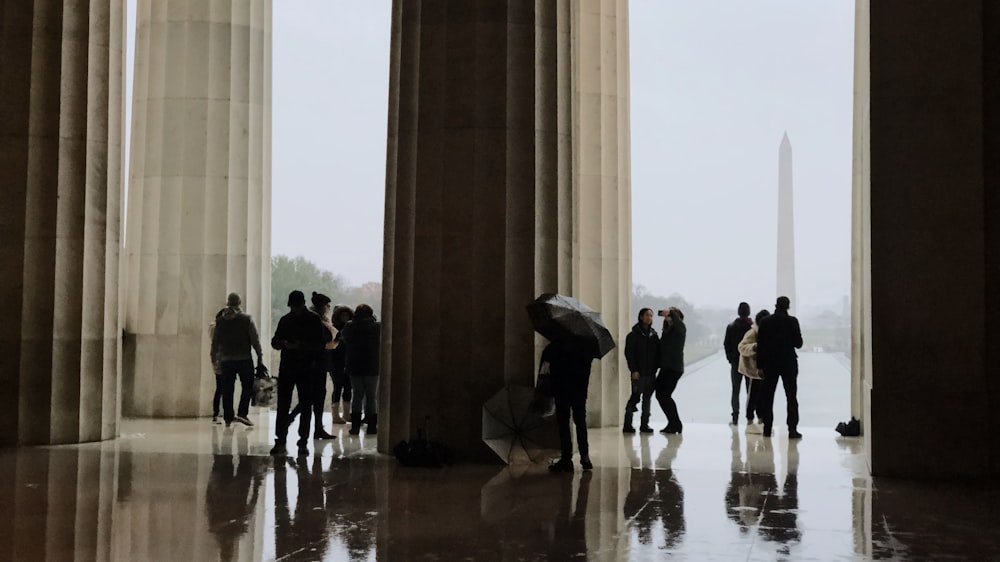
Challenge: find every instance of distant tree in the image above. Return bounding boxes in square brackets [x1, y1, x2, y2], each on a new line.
[343, 281, 383, 318]
[270, 255, 348, 322]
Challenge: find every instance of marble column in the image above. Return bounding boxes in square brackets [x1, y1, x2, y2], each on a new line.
[380, 0, 631, 461]
[856, 0, 1000, 477]
[0, 0, 126, 445]
[123, 0, 272, 417]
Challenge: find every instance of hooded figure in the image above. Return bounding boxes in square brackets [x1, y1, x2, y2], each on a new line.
[210, 292, 264, 427]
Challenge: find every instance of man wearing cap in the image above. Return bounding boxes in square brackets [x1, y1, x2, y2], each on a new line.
[755, 296, 804, 439]
[210, 292, 264, 427]
[270, 290, 331, 456]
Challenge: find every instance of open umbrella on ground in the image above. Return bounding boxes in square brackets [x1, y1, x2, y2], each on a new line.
[526, 293, 616, 359]
[483, 385, 560, 464]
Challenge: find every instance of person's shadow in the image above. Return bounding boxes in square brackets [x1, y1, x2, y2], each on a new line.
[274, 454, 331, 561]
[204, 433, 268, 562]
[548, 471, 592, 559]
[623, 434, 685, 549]
[758, 439, 801, 554]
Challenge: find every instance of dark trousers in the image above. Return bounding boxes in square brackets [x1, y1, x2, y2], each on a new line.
[655, 370, 683, 430]
[331, 370, 352, 403]
[275, 369, 312, 445]
[760, 363, 799, 432]
[624, 375, 655, 427]
[212, 374, 224, 417]
[555, 390, 588, 460]
[746, 378, 762, 421]
[291, 364, 328, 428]
[730, 362, 745, 418]
[221, 359, 254, 421]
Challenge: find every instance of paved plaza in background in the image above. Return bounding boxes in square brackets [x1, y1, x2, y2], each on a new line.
[645, 351, 851, 430]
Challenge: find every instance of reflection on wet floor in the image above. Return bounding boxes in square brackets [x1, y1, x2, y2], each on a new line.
[0, 415, 998, 561]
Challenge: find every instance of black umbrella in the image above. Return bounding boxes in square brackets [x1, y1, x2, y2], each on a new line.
[482, 385, 560, 464]
[526, 293, 616, 359]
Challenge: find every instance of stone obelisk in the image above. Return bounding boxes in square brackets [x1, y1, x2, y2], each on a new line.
[777, 132, 797, 312]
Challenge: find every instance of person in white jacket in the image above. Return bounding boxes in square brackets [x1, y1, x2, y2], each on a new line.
[737, 309, 770, 434]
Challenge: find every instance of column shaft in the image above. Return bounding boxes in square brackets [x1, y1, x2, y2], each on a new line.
[0, 0, 126, 445]
[380, 0, 631, 460]
[123, 0, 272, 417]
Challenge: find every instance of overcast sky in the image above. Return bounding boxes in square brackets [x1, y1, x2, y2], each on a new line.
[127, 0, 855, 310]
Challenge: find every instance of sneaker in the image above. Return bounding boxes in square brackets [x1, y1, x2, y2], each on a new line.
[234, 415, 253, 427]
[269, 442, 286, 456]
[639, 426, 654, 434]
[660, 426, 682, 434]
[746, 423, 763, 435]
[548, 458, 574, 473]
[580, 456, 593, 470]
[788, 429, 803, 439]
[622, 425, 636, 434]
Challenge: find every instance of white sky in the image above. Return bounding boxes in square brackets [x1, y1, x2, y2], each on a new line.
[126, 0, 855, 310]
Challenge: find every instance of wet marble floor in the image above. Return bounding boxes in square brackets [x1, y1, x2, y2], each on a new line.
[1, 414, 997, 561]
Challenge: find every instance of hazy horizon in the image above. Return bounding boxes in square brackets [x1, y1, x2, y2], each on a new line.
[125, 1, 855, 311]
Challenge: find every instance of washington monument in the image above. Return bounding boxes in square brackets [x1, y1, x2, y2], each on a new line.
[777, 132, 796, 312]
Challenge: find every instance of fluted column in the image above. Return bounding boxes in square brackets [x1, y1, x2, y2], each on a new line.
[380, 0, 631, 460]
[0, 0, 126, 445]
[124, 0, 272, 417]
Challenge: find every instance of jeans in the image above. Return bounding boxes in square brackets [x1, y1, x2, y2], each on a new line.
[220, 359, 254, 421]
[290, 363, 328, 428]
[349, 376, 379, 417]
[655, 370, 683, 430]
[212, 374, 224, 417]
[624, 375, 655, 427]
[730, 362, 745, 419]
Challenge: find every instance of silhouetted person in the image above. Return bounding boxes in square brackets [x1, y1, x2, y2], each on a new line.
[724, 302, 754, 425]
[204, 451, 266, 562]
[270, 290, 330, 456]
[623, 308, 660, 434]
[210, 292, 264, 427]
[544, 340, 595, 472]
[289, 292, 338, 439]
[756, 296, 804, 438]
[656, 307, 686, 434]
[737, 309, 771, 434]
[342, 303, 380, 435]
[329, 305, 354, 424]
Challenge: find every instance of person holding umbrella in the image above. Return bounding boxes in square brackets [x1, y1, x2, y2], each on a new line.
[526, 293, 616, 472]
[542, 339, 595, 472]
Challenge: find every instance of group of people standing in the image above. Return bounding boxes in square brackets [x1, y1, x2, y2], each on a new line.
[724, 296, 803, 438]
[622, 307, 688, 435]
[209, 289, 381, 457]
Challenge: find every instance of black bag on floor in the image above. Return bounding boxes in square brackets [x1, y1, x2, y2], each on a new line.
[835, 417, 860, 437]
[393, 418, 450, 468]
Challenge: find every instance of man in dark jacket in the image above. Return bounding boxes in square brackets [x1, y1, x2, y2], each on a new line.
[270, 290, 330, 456]
[723, 302, 754, 425]
[755, 296, 804, 439]
[341, 303, 381, 436]
[623, 308, 659, 433]
[210, 292, 264, 427]
[544, 340, 595, 472]
[656, 307, 687, 434]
